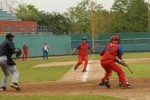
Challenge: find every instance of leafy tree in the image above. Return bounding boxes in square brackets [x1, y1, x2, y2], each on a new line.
[127, 0, 148, 32]
[110, 0, 129, 33]
[65, 0, 107, 34]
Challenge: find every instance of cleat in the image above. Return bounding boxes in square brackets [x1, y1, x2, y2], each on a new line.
[122, 84, 130, 89]
[0, 87, 6, 91]
[118, 82, 123, 87]
[98, 81, 105, 86]
[10, 83, 21, 91]
[82, 69, 86, 72]
[104, 80, 110, 88]
[74, 66, 77, 70]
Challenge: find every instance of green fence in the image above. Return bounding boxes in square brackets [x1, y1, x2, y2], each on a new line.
[0, 32, 149, 58]
[0, 34, 71, 57]
[71, 32, 150, 52]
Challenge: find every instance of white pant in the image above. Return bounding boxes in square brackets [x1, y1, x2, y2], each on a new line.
[0, 56, 19, 87]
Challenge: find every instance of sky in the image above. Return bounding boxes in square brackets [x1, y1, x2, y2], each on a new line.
[18, 0, 115, 13]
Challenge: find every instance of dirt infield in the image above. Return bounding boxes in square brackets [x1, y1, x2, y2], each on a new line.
[1, 58, 150, 100]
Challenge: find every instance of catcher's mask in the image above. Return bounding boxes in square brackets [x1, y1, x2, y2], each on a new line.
[110, 35, 120, 44]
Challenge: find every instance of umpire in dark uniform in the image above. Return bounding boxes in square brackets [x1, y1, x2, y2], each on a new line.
[0, 34, 21, 91]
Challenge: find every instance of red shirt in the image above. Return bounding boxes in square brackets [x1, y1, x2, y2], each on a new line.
[23, 45, 28, 54]
[101, 43, 123, 61]
[76, 43, 91, 56]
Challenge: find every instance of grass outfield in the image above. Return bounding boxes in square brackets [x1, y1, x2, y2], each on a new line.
[92, 52, 150, 60]
[0, 52, 149, 100]
[0, 95, 126, 100]
[0, 52, 149, 83]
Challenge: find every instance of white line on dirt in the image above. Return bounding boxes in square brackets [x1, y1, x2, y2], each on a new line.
[82, 60, 91, 82]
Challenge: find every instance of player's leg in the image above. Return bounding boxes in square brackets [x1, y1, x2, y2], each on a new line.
[74, 56, 83, 70]
[25, 53, 28, 60]
[98, 60, 111, 88]
[82, 56, 88, 72]
[46, 51, 48, 59]
[109, 61, 129, 88]
[8, 65, 20, 91]
[0, 56, 9, 91]
[0, 65, 10, 91]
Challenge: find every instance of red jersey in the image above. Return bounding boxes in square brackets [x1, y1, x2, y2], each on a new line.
[101, 43, 123, 61]
[23, 45, 28, 54]
[76, 43, 91, 56]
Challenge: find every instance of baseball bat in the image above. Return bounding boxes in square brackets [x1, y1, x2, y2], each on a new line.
[126, 65, 133, 73]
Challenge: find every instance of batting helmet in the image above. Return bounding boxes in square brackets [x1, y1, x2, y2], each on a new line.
[110, 35, 120, 44]
[82, 36, 87, 40]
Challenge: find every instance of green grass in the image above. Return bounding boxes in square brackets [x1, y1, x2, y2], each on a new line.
[0, 52, 149, 83]
[92, 52, 150, 60]
[111, 62, 150, 78]
[0, 95, 126, 100]
[0, 58, 72, 83]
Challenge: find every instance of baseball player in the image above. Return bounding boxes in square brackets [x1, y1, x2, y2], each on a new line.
[98, 35, 130, 88]
[22, 43, 28, 60]
[0, 34, 21, 91]
[70, 36, 98, 72]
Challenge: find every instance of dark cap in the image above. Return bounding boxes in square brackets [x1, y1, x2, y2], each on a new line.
[6, 34, 14, 39]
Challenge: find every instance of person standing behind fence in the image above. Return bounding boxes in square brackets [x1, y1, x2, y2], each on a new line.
[22, 43, 28, 61]
[43, 43, 49, 59]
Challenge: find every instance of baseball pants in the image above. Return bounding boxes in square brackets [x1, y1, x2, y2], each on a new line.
[0, 56, 19, 87]
[75, 55, 88, 70]
[100, 59, 127, 85]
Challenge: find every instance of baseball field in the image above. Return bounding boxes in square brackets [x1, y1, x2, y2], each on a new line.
[0, 52, 150, 100]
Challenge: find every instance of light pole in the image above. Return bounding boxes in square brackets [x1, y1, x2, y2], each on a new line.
[148, 0, 150, 32]
[90, 0, 95, 52]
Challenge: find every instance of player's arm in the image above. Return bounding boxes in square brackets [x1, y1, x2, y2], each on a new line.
[90, 43, 100, 50]
[7, 42, 19, 54]
[117, 45, 123, 59]
[115, 45, 128, 66]
[70, 44, 80, 54]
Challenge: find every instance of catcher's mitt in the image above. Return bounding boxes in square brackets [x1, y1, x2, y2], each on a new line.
[16, 48, 22, 58]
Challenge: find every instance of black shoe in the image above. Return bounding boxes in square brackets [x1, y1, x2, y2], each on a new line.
[82, 69, 86, 72]
[118, 82, 123, 87]
[10, 83, 21, 91]
[104, 80, 110, 88]
[98, 81, 105, 86]
[74, 66, 77, 70]
[0, 87, 6, 91]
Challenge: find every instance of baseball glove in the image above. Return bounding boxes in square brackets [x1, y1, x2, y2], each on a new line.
[16, 48, 22, 58]
[114, 58, 128, 67]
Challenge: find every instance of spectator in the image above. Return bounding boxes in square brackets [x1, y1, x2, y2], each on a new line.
[43, 43, 49, 59]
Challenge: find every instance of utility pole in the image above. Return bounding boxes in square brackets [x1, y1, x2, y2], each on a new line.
[148, 0, 150, 32]
[90, 0, 95, 52]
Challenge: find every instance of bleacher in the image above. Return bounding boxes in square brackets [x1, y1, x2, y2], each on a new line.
[0, 9, 21, 21]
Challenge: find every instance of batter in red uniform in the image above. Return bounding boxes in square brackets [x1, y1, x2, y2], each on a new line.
[70, 36, 98, 72]
[98, 35, 130, 88]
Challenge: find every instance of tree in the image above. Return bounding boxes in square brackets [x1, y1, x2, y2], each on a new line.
[127, 0, 148, 32]
[15, 4, 39, 21]
[65, 0, 106, 34]
[110, 0, 129, 33]
[0, 0, 19, 14]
